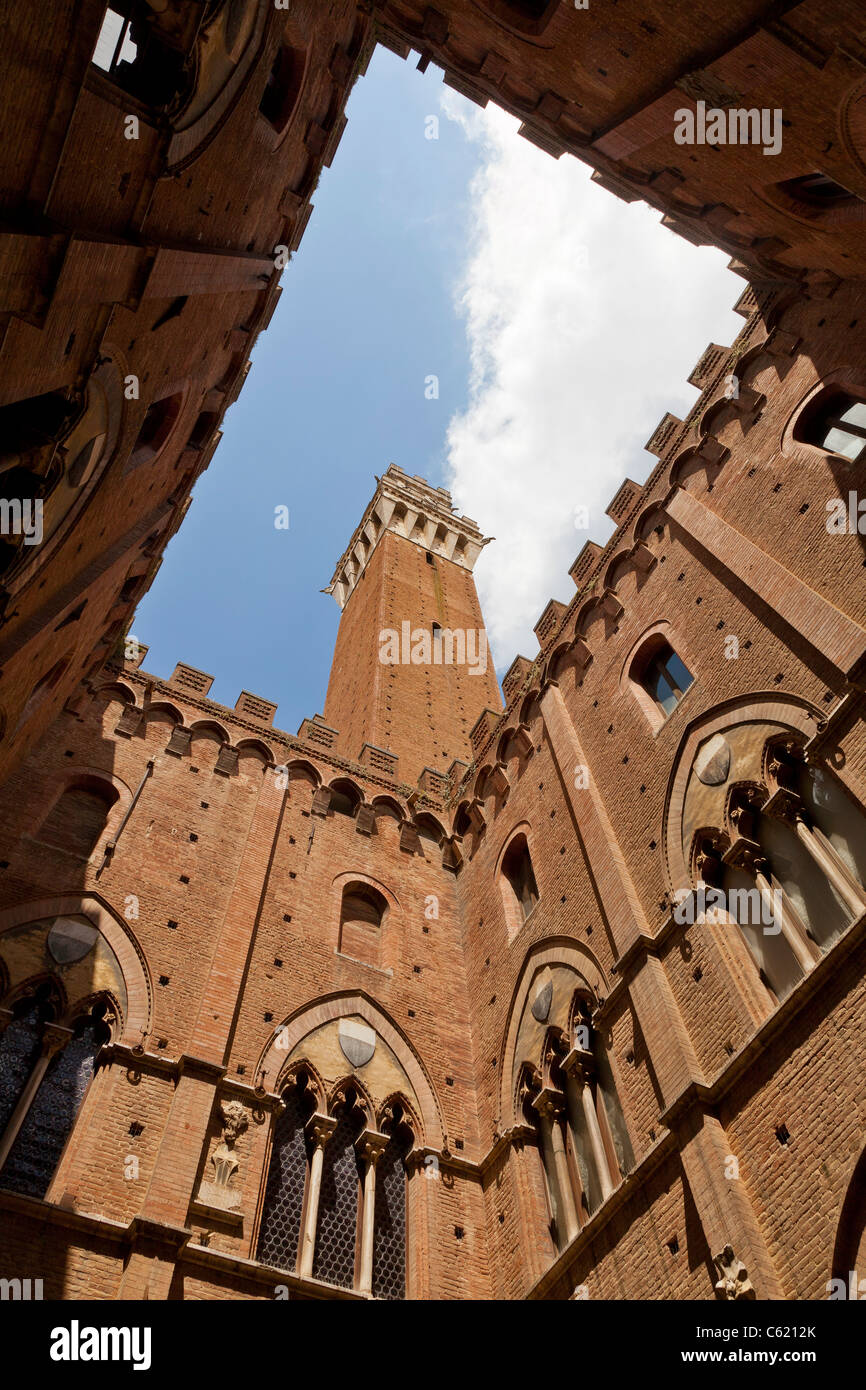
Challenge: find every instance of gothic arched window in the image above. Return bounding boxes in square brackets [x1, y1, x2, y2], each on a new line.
[521, 1005, 632, 1251]
[0, 998, 111, 1199]
[312, 1099, 363, 1288]
[256, 1072, 416, 1297]
[372, 1108, 413, 1301]
[256, 1082, 312, 1274]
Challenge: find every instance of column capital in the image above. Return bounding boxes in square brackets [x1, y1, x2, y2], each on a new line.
[41, 1022, 75, 1059]
[355, 1129, 390, 1165]
[306, 1112, 337, 1149]
[532, 1085, 566, 1122]
[562, 1047, 594, 1084]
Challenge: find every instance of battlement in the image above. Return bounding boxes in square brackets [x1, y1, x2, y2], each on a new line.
[325, 463, 492, 610]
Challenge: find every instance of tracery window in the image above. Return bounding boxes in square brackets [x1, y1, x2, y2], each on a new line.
[0, 989, 111, 1198]
[256, 1074, 414, 1298]
[519, 1002, 632, 1251]
[688, 746, 866, 1004]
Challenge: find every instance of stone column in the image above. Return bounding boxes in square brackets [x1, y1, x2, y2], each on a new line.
[793, 814, 866, 917]
[0, 1022, 73, 1172]
[533, 1087, 579, 1245]
[752, 858, 820, 973]
[298, 1113, 336, 1280]
[356, 1129, 389, 1295]
[563, 1049, 614, 1202]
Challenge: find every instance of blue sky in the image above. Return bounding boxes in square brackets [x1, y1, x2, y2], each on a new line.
[133, 45, 744, 736]
[133, 48, 482, 730]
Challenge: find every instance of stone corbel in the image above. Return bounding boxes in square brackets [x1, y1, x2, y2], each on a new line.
[214, 745, 239, 777]
[601, 590, 624, 622]
[165, 726, 192, 757]
[442, 836, 463, 871]
[713, 1245, 756, 1300]
[513, 724, 534, 758]
[630, 541, 656, 575]
[489, 763, 510, 799]
[356, 803, 376, 836]
[399, 821, 420, 854]
[467, 800, 486, 833]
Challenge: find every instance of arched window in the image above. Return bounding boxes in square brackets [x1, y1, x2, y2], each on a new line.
[691, 754, 866, 1004]
[0, 998, 111, 1198]
[501, 833, 539, 927]
[258, 43, 306, 137]
[484, 0, 560, 35]
[256, 1077, 314, 1273]
[256, 1071, 416, 1297]
[521, 1006, 631, 1251]
[312, 1095, 364, 1288]
[339, 883, 387, 967]
[15, 659, 71, 732]
[91, 3, 189, 109]
[777, 173, 860, 209]
[372, 1107, 413, 1301]
[795, 388, 866, 463]
[128, 391, 184, 469]
[631, 635, 693, 723]
[38, 780, 118, 858]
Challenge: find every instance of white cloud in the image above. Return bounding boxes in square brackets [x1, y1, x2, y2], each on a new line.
[440, 92, 744, 676]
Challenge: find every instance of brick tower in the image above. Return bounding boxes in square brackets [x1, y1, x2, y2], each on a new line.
[322, 466, 503, 785]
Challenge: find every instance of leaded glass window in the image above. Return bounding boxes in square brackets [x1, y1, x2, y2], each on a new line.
[312, 1107, 361, 1288]
[372, 1134, 408, 1301]
[0, 1017, 102, 1198]
[257, 1089, 308, 1272]
[0, 1003, 43, 1138]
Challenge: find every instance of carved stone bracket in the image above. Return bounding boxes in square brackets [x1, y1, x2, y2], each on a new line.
[713, 1244, 756, 1300]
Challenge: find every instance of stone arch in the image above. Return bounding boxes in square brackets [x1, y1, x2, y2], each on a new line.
[498, 937, 610, 1127]
[0, 894, 152, 1044]
[286, 758, 321, 787]
[143, 701, 185, 728]
[662, 694, 821, 893]
[30, 764, 131, 855]
[236, 737, 274, 766]
[167, 0, 270, 168]
[257, 993, 443, 1147]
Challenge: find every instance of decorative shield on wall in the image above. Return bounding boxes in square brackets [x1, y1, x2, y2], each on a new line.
[338, 1018, 376, 1069]
[530, 971, 553, 1023]
[695, 733, 731, 786]
[47, 917, 99, 965]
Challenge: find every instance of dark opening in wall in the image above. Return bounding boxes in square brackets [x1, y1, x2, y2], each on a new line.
[259, 44, 306, 135]
[91, 3, 189, 109]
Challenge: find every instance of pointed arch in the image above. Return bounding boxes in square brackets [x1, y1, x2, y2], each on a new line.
[257, 992, 442, 1147]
